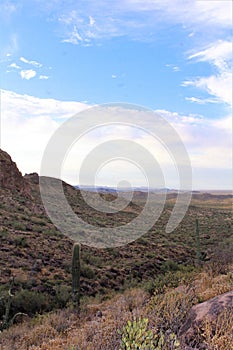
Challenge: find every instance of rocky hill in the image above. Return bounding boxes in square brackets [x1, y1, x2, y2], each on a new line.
[0, 149, 31, 196]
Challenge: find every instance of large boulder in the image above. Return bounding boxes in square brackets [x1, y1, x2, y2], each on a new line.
[179, 290, 233, 348]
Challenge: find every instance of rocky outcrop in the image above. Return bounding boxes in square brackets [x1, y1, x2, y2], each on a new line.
[0, 149, 31, 196]
[179, 290, 233, 348]
[24, 172, 39, 185]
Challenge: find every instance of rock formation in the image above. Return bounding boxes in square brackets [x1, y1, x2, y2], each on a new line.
[0, 149, 31, 197]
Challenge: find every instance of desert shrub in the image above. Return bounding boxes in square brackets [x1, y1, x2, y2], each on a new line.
[81, 263, 95, 279]
[82, 251, 103, 267]
[194, 307, 233, 350]
[144, 268, 196, 296]
[0, 228, 9, 239]
[205, 236, 233, 276]
[203, 308, 233, 349]
[194, 271, 233, 302]
[11, 221, 26, 231]
[148, 287, 197, 334]
[10, 289, 50, 316]
[53, 285, 72, 309]
[161, 260, 180, 272]
[14, 236, 28, 248]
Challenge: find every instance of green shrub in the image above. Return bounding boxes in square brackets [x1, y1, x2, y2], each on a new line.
[81, 263, 95, 279]
[14, 236, 29, 248]
[144, 268, 196, 295]
[11, 289, 50, 316]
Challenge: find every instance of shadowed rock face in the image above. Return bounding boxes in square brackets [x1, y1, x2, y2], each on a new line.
[0, 149, 31, 196]
[179, 290, 233, 348]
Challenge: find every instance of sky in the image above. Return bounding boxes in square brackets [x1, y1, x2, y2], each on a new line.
[0, 0, 232, 190]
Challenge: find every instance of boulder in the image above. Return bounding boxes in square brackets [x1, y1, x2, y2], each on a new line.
[179, 290, 233, 348]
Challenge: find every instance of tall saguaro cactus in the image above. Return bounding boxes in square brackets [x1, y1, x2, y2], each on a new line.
[195, 218, 201, 267]
[72, 243, 81, 310]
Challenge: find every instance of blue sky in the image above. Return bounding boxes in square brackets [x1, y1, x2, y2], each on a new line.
[0, 0, 232, 190]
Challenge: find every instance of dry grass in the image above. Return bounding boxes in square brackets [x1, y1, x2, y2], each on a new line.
[194, 269, 233, 302]
[0, 289, 148, 350]
[201, 307, 233, 350]
[1, 268, 232, 350]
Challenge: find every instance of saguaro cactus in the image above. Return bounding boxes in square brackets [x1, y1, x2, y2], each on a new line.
[195, 218, 201, 267]
[72, 243, 81, 310]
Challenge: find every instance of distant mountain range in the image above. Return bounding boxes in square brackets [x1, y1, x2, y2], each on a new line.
[75, 185, 181, 193]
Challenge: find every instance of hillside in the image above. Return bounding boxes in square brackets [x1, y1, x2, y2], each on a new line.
[0, 149, 232, 349]
[0, 149, 232, 295]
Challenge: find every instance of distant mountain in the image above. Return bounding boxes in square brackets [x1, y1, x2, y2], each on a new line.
[75, 185, 176, 194]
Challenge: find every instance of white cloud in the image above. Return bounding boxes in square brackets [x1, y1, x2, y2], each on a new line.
[189, 73, 232, 106]
[39, 75, 49, 80]
[1, 90, 89, 174]
[166, 64, 180, 72]
[185, 97, 220, 105]
[62, 25, 84, 44]
[1, 90, 231, 189]
[188, 40, 232, 72]
[20, 69, 37, 80]
[55, 0, 231, 45]
[89, 16, 95, 26]
[20, 56, 43, 67]
[184, 40, 232, 107]
[188, 32, 194, 38]
[9, 62, 21, 69]
[153, 109, 231, 169]
[126, 0, 232, 28]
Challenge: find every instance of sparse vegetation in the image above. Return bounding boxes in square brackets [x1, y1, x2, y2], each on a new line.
[0, 150, 232, 348]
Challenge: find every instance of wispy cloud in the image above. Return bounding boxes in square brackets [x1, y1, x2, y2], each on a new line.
[183, 40, 232, 107]
[89, 16, 95, 26]
[53, 0, 232, 45]
[126, 0, 232, 28]
[188, 40, 232, 71]
[39, 75, 49, 80]
[62, 25, 84, 44]
[1, 34, 18, 58]
[185, 97, 219, 105]
[20, 56, 43, 68]
[165, 64, 180, 72]
[0, 1, 17, 20]
[8, 62, 21, 69]
[20, 69, 37, 80]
